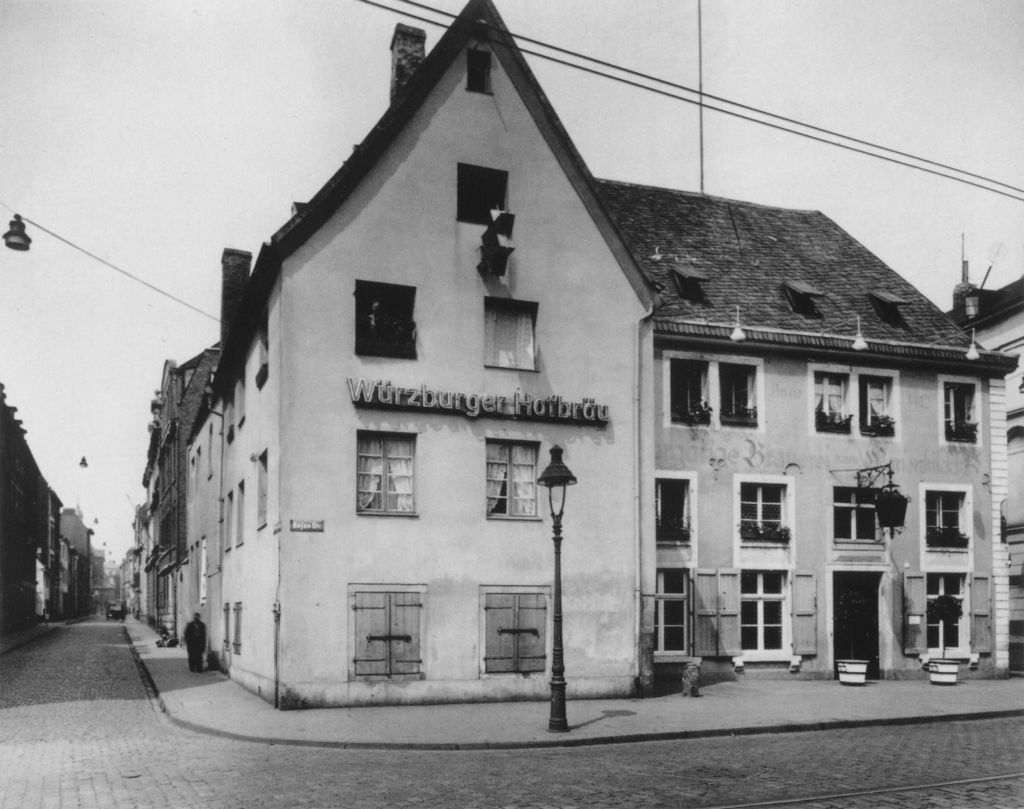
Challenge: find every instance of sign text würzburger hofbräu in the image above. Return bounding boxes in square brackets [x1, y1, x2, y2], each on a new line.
[347, 378, 609, 425]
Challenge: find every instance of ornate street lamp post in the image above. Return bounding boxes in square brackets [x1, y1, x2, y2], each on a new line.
[537, 445, 577, 733]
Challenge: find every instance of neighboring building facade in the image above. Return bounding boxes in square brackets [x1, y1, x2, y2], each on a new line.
[188, 0, 1017, 708]
[0, 383, 64, 634]
[142, 348, 219, 635]
[59, 507, 94, 619]
[949, 269, 1024, 675]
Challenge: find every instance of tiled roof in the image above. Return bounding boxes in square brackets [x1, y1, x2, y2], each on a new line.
[948, 276, 1024, 329]
[595, 180, 979, 351]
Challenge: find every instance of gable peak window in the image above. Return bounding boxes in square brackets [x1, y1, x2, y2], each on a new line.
[457, 163, 508, 225]
[466, 48, 492, 93]
[354, 280, 417, 359]
[484, 298, 536, 370]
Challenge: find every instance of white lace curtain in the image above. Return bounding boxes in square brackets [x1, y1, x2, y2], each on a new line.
[486, 443, 536, 516]
[358, 435, 414, 512]
[485, 306, 534, 369]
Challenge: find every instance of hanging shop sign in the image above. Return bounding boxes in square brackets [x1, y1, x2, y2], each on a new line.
[347, 378, 609, 425]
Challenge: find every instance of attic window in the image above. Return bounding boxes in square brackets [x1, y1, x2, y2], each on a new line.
[671, 266, 708, 303]
[457, 163, 507, 225]
[783, 280, 824, 317]
[467, 49, 492, 93]
[869, 291, 908, 327]
[355, 280, 417, 359]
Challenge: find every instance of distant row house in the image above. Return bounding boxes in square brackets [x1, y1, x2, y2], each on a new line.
[150, 0, 1017, 707]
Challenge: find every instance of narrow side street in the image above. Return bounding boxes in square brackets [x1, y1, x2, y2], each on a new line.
[1, 620, 1021, 809]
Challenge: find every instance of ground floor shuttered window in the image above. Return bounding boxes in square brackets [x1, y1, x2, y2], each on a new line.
[483, 593, 546, 673]
[353, 591, 423, 677]
[741, 571, 785, 652]
[654, 569, 688, 652]
[927, 573, 964, 651]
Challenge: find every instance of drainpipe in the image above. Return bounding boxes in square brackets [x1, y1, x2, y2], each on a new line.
[633, 305, 655, 695]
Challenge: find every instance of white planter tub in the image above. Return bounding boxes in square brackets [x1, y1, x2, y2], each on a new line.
[836, 659, 868, 685]
[929, 659, 960, 685]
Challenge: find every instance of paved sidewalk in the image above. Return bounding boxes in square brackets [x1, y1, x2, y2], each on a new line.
[122, 618, 1024, 750]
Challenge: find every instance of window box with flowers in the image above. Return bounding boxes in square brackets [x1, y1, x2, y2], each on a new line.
[861, 414, 895, 437]
[816, 408, 853, 434]
[720, 406, 758, 427]
[675, 401, 712, 426]
[740, 523, 791, 544]
[944, 420, 978, 443]
[925, 525, 970, 549]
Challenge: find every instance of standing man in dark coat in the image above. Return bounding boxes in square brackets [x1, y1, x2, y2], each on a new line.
[184, 612, 207, 673]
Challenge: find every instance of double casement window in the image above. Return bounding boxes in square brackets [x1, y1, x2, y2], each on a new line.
[485, 441, 538, 517]
[814, 372, 852, 432]
[926, 573, 964, 652]
[740, 571, 785, 652]
[354, 280, 417, 359]
[719, 363, 757, 426]
[833, 487, 877, 541]
[654, 569, 688, 652]
[943, 382, 978, 443]
[357, 433, 416, 514]
[484, 298, 536, 370]
[352, 591, 423, 677]
[483, 592, 546, 674]
[656, 478, 691, 543]
[859, 376, 894, 436]
[925, 490, 969, 548]
[739, 483, 788, 543]
[670, 359, 710, 424]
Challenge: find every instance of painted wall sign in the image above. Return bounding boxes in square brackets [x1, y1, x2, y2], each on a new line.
[290, 519, 325, 532]
[347, 378, 610, 425]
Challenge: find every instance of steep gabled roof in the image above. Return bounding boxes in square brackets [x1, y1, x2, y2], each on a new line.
[215, 0, 656, 395]
[595, 180, 1016, 374]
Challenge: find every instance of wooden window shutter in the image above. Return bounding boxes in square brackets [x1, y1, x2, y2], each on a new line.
[516, 593, 547, 673]
[902, 573, 926, 655]
[389, 592, 423, 675]
[484, 593, 517, 673]
[970, 574, 992, 653]
[693, 569, 720, 656]
[718, 570, 741, 656]
[353, 592, 389, 676]
[792, 571, 817, 655]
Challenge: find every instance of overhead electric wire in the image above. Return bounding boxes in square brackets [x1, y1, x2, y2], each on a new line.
[0, 200, 220, 323]
[362, 0, 1024, 203]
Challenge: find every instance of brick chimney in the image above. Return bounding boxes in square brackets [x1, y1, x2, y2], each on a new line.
[221, 248, 252, 348]
[390, 23, 426, 103]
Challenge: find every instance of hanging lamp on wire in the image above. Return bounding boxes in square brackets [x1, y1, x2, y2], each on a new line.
[852, 316, 868, 351]
[3, 214, 31, 251]
[730, 305, 746, 342]
[965, 329, 980, 361]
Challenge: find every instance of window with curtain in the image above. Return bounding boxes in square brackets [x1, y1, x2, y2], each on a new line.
[484, 298, 536, 370]
[357, 433, 416, 514]
[486, 441, 537, 517]
[814, 371, 851, 432]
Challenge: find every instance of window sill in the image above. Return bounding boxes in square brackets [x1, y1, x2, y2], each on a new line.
[925, 545, 970, 553]
[833, 538, 885, 548]
[653, 652, 700, 663]
[740, 541, 790, 549]
[356, 510, 419, 518]
[486, 514, 543, 522]
[657, 540, 692, 548]
[738, 651, 790, 663]
[483, 363, 538, 373]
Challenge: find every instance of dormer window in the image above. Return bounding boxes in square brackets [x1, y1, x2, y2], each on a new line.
[671, 266, 708, 303]
[783, 280, 824, 317]
[869, 291, 907, 327]
[466, 49, 492, 93]
[457, 163, 507, 225]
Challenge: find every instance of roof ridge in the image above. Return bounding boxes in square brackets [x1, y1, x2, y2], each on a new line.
[594, 177, 824, 216]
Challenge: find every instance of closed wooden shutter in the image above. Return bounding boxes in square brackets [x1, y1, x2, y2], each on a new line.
[390, 592, 423, 675]
[718, 570, 741, 656]
[353, 592, 389, 676]
[971, 574, 991, 653]
[792, 571, 817, 655]
[516, 593, 547, 673]
[484, 593, 517, 673]
[903, 573, 926, 654]
[693, 569, 720, 656]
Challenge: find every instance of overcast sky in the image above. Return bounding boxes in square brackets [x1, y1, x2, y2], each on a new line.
[1, 0, 1021, 560]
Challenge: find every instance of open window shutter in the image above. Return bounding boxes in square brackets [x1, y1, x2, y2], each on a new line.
[484, 593, 516, 673]
[792, 571, 817, 655]
[718, 570, 741, 656]
[389, 592, 423, 675]
[971, 574, 992, 653]
[693, 569, 720, 656]
[353, 592, 389, 676]
[903, 573, 927, 654]
[516, 593, 547, 673]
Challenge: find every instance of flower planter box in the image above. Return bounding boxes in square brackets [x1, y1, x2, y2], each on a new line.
[928, 658, 960, 685]
[836, 659, 868, 685]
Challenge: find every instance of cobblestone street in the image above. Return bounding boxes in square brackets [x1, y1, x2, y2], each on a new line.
[1, 620, 1021, 808]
